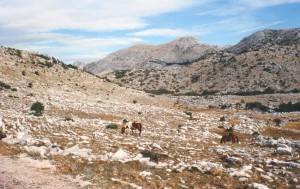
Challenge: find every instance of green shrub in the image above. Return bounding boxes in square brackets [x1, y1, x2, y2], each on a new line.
[115, 70, 129, 78]
[106, 124, 118, 129]
[133, 100, 137, 104]
[30, 101, 45, 116]
[34, 71, 40, 76]
[22, 70, 26, 76]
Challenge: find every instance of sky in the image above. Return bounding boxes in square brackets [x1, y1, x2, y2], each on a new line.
[0, 0, 299, 64]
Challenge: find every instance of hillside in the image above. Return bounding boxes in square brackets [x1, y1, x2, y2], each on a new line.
[1, 46, 300, 189]
[83, 36, 220, 74]
[104, 29, 300, 95]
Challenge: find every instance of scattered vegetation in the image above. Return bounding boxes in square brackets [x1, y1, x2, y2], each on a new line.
[273, 118, 282, 127]
[133, 100, 137, 104]
[115, 70, 129, 78]
[275, 101, 300, 112]
[144, 88, 175, 95]
[30, 101, 45, 116]
[245, 102, 269, 112]
[0, 81, 11, 90]
[64, 117, 75, 122]
[201, 90, 219, 96]
[66, 64, 78, 70]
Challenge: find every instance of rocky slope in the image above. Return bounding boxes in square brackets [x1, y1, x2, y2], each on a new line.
[1, 46, 300, 188]
[104, 28, 300, 95]
[83, 36, 220, 74]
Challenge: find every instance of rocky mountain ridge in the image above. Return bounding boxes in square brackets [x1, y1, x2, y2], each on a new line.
[226, 28, 300, 54]
[83, 36, 220, 74]
[97, 28, 300, 95]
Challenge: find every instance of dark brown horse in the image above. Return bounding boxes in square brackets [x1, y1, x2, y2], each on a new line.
[131, 122, 142, 136]
[220, 133, 239, 144]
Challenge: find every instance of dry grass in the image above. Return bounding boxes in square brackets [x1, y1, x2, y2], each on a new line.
[48, 106, 123, 120]
[0, 142, 23, 156]
[261, 127, 300, 140]
[284, 121, 300, 130]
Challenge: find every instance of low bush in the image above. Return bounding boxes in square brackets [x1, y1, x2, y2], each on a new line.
[140, 150, 158, 163]
[115, 70, 129, 78]
[106, 124, 119, 129]
[30, 101, 45, 116]
[275, 101, 300, 112]
[245, 102, 269, 112]
[0, 81, 11, 90]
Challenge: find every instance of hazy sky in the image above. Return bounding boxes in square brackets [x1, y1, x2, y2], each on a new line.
[0, 0, 299, 63]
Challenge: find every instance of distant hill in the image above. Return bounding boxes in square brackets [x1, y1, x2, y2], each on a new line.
[98, 28, 300, 95]
[73, 61, 86, 70]
[83, 36, 220, 74]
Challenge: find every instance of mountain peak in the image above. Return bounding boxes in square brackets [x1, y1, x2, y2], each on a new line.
[171, 36, 202, 45]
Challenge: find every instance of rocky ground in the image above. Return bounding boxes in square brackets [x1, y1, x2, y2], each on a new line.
[0, 47, 300, 188]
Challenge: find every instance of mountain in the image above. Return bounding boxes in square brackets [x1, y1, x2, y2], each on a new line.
[226, 28, 300, 54]
[83, 36, 220, 74]
[72, 61, 86, 70]
[1, 43, 300, 189]
[103, 28, 300, 95]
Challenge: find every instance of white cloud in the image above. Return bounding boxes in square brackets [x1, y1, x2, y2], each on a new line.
[0, 0, 200, 32]
[238, 0, 300, 8]
[130, 28, 207, 37]
[0, 0, 201, 62]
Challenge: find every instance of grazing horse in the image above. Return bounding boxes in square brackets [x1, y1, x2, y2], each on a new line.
[130, 122, 142, 136]
[220, 133, 239, 144]
[121, 121, 142, 136]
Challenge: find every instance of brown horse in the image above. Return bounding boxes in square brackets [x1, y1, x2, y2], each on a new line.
[220, 133, 239, 144]
[131, 122, 142, 136]
[121, 121, 142, 136]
